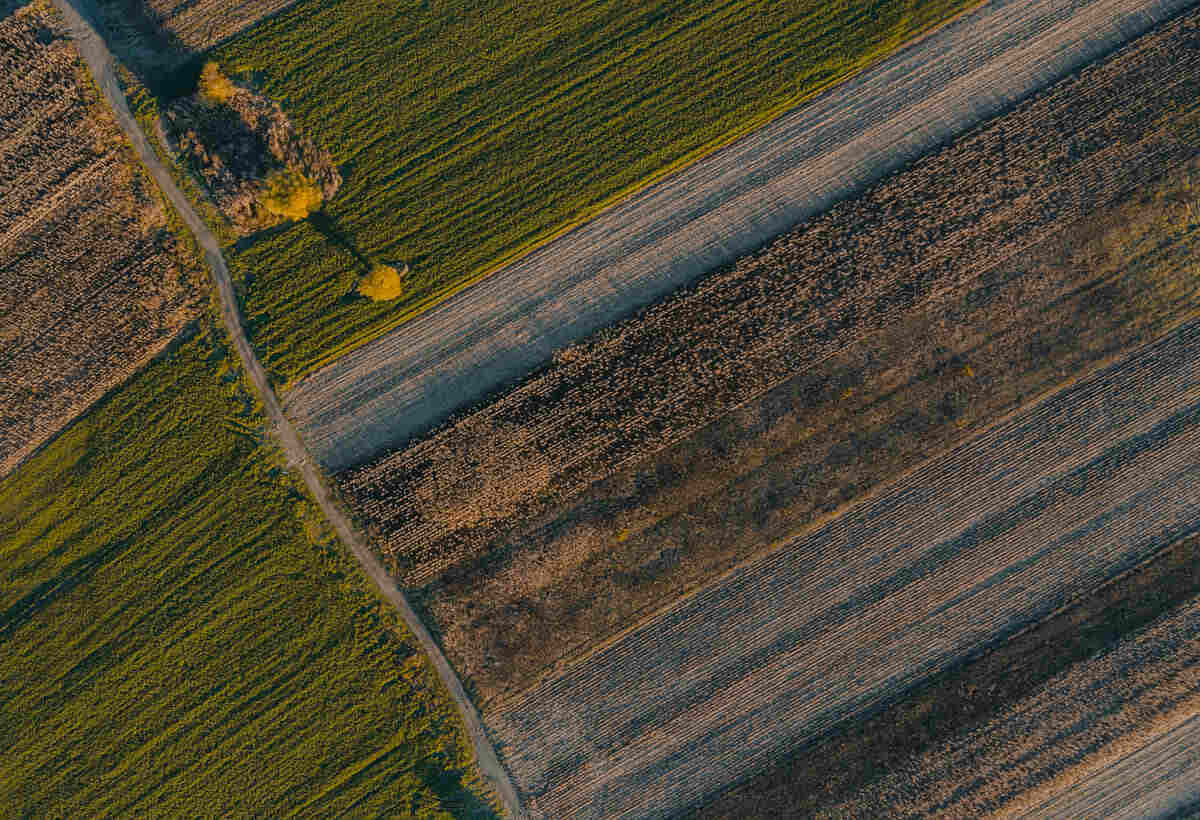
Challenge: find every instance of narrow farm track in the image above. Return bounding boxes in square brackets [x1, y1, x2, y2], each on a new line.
[491, 321, 1200, 819]
[288, 0, 1199, 472]
[45, 1, 525, 816]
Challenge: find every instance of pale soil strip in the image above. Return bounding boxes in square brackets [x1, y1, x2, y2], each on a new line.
[489, 322, 1200, 819]
[44, 1, 525, 816]
[287, 0, 1198, 472]
[822, 597, 1200, 819]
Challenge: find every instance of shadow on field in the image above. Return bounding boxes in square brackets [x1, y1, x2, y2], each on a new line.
[415, 758, 498, 819]
[308, 211, 372, 274]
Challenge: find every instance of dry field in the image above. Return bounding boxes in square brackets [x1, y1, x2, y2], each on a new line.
[699, 531, 1200, 817]
[821, 592, 1200, 819]
[142, 0, 296, 55]
[0, 0, 202, 479]
[340, 8, 1200, 703]
[288, 0, 1193, 471]
[489, 321, 1200, 818]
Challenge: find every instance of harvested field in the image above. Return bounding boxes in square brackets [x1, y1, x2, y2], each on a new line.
[821, 594, 1200, 819]
[0, 0, 202, 479]
[488, 321, 1200, 819]
[340, 8, 1200, 702]
[698, 531, 1200, 817]
[288, 0, 1194, 466]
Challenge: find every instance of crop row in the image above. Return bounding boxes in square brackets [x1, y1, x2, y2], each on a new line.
[342, 8, 1200, 591]
[0, 3, 203, 478]
[824, 591, 1200, 818]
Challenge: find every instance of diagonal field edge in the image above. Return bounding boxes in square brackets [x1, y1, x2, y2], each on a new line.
[286, 0, 1200, 473]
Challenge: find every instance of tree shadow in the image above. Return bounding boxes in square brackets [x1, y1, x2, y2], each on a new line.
[415, 758, 500, 819]
[308, 210, 372, 274]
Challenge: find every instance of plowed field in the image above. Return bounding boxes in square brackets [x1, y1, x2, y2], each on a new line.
[290, 0, 1194, 469]
[0, 1, 202, 479]
[822, 594, 1200, 819]
[490, 321, 1200, 818]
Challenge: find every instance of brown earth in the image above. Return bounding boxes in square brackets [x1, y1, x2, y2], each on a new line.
[160, 81, 341, 234]
[696, 531, 1200, 818]
[339, 8, 1200, 705]
[0, 0, 203, 479]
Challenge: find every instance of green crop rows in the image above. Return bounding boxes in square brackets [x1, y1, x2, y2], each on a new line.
[213, 0, 974, 384]
[0, 318, 494, 817]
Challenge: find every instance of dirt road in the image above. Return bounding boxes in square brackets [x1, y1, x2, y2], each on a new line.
[45, 1, 524, 816]
[489, 321, 1200, 819]
[286, 0, 1198, 472]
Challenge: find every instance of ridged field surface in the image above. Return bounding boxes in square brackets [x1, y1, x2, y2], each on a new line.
[287, 0, 1197, 472]
[0, 2, 201, 479]
[824, 596, 1200, 819]
[489, 322, 1200, 819]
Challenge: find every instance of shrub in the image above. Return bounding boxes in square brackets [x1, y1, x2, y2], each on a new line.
[197, 61, 236, 105]
[260, 169, 323, 220]
[358, 263, 407, 301]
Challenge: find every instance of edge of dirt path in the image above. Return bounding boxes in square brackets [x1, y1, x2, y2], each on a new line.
[42, 0, 526, 815]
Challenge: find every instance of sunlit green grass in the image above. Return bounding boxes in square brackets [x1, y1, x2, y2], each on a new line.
[0, 318, 494, 817]
[212, 0, 975, 384]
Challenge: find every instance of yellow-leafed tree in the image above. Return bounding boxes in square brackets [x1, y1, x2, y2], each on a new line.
[358, 264, 406, 301]
[197, 62, 236, 105]
[260, 169, 323, 221]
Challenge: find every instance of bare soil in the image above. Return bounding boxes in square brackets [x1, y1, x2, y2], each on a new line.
[696, 531, 1200, 818]
[812, 565, 1200, 819]
[0, 0, 203, 479]
[339, 8, 1200, 704]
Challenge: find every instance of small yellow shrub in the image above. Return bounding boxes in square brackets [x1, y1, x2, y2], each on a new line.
[358, 264, 406, 301]
[197, 61, 236, 105]
[260, 169, 323, 220]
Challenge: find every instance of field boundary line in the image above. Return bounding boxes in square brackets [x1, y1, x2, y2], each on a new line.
[43, 0, 526, 815]
[288, 0, 988, 386]
[493, 314, 1200, 711]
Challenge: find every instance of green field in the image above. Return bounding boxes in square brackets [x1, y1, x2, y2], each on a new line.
[0, 317, 494, 817]
[212, 0, 974, 384]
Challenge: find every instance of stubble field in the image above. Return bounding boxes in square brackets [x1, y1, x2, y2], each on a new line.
[821, 590, 1200, 818]
[340, 8, 1200, 706]
[486, 320, 1200, 817]
[0, 0, 203, 478]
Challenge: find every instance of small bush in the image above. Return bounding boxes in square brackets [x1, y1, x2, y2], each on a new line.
[197, 62, 236, 105]
[358, 264, 407, 301]
[260, 170, 323, 221]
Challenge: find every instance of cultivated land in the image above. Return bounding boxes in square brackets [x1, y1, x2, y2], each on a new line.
[214, 0, 978, 384]
[0, 324, 495, 816]
[341, 8, 1200, 704]
[0, 0, 202, 479]
[699, 532, 1200, 816]
[288, 0, 1194, 470]
[46, 0, 523, 810]
[490, 321, 1200, 819]
[822, 594, 1200, 819]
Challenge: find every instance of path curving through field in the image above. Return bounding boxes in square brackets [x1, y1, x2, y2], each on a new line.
[44, 1, 525, 816]
[287, 0, 1200, 472]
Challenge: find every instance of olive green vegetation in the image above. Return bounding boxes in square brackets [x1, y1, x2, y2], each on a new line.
[212, 0, 975, 384]
[0, 318, 495, 817]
